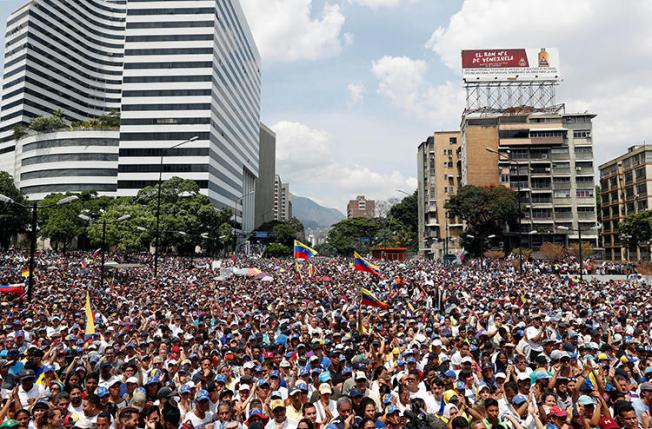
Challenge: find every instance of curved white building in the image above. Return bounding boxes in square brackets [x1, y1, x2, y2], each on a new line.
[0, 0, 125, 174]
[15, 129, 119, 200]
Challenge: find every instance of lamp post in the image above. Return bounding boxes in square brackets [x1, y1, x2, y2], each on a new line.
[0, 194, 79, 302]
[557, 224, 600, 282]
[154, 135, 198, 277]
[78, 213, 130, 288]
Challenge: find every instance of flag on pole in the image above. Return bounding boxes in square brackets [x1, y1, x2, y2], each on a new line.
[407, 302, 416, 315]
[308, 263, 316, 277]
[294, 240, 318, 260]
[360, 288, 389, 310]
[84, 291, 96, 336]
[91, 248, 101, 259]
[21, 267, 30, 278]
[81, 259, 88, 270]
[519, 294, 527, 306]
[353, 251, 380, 276]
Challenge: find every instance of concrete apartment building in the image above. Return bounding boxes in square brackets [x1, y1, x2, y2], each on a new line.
[599, 145, 652, 260]
[347, 195, 376, 219]
[460, 110, 599, 250]
[273, 175, 292, 222]
[417, 131, 463, 257]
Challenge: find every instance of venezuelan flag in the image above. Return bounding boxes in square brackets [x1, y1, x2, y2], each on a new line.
[294, 240, 318, 260]
[520, 294, 527, 305]
[354, 251, 380, 276]
[84, 290, 96, 336]
[361, 288, 389, 310]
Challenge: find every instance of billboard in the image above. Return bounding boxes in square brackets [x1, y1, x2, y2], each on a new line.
[461, 48, 560, 82]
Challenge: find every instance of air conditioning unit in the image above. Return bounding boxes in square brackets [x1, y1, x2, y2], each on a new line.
[576, 167, 582, 171]
[586, 131, 591, 137]
[544, 168, 551, 172]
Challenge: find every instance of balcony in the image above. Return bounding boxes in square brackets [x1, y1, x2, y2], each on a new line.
[553, 167, 571, 174]
[578, 212, 597, 220]
[531, 168, 552, 176]
[551, 152, 570, 160]
[574, 152, 593, 160]
[531, 136, 564, 145]
[553, 182, 571, 190]
[555, 212, 573, 219]
[575, 168, 594, 176]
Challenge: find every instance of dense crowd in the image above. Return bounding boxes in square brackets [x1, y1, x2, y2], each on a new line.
[0, 249, 650, 429]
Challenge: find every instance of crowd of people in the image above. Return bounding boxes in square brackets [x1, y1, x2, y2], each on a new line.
[0, 249, 650, 429]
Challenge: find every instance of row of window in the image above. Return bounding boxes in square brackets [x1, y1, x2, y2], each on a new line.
[124, 47, 213, 56]
[124, 61, 212, 69]
[127, 7, 215, 15]
[21, 168, 117, 180]
[126, 20, 214, 29]
[22, 153, 118, 166]
[119, 132, 210, 141]
[21, 183, 117, 194]
[22, 138, 118, 152]
[125, 34, 213, 42]
[122, 89, 211, 97]
[120, 117, 210, 126]
[123, 74, 211, 84]
[37, 0, 125, 37]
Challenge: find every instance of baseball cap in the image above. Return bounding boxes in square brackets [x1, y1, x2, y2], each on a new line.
[0, 420, 19, 428]
[349, 388, 364, 398]
[599, 417, 619, 429]
[319, 383, 333, 395]
[549, 406, 567, 418]
[125, 377, 138, 384]
[577, 395, 596, 406]
[246, 409, 269, 425]
[387, 405, 401, 415]
[270, 399, 285, 410]
[354, 371, 367, 381]
[95, 387, 109, 398]
[512, 394, 527, 406]
[195, 389, 210, 402]
[640, 382, 652, 391]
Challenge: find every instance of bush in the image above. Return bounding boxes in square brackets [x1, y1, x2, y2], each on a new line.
[29, 109, 66, 133]
[539, 242, 564, 261]
[568, 242, 593, 258]
[13, 125, 27, 140]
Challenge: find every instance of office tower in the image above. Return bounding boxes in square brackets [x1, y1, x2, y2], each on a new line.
[273, 175, 292, 222]
[417, 131, 463, 258]
[255, 123, 276, 228]
[0, 1, 262, 231]
[599, 145, 652, 260]
[116, 0, 261, 232]
[0, 0, 126, 197]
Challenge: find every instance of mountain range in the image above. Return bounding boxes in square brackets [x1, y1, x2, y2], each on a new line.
[292, 195, 345, 229]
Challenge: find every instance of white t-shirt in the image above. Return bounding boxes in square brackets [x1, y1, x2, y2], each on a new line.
[18, 383, 46, 408]
[184, 411, 213, 428]
[525, 326, 543, 352]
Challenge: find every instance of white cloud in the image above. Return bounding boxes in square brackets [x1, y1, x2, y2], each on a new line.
[271, 120, 416, 208]
[239, 0, 348, 62]
[347, 83, 364, 107]
[371, 56, 465, 128]
[426, 0, 652, 165]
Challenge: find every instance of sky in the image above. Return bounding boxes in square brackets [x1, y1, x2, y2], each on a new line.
[2, 0, 652, 211]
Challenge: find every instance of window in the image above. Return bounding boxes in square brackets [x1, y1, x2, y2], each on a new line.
[577, 207, 594, 213]
[21, 169, 117, 180]
[637, 183, 647, 194]
[638, 200, 648, 211]
[553, 190, 570, 198]
[635, 167, 646, 180]
[530, 130, 565, 138]
[126, 21, 215, 29]
[573, 130, 591, 138]
[499, 129, 529, 139]
[576, 189, 594, 198]
[625, 172, 633, 184]
[21, 183, 117, 193]
[449, 137, 457, 144]
[22, 153, 118, 166]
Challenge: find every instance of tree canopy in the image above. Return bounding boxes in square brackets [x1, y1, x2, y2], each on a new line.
[619, 210, 652, 249]
[0, 172, 29, 249]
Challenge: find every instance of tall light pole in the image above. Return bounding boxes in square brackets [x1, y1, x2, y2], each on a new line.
[154, 135, 198, 277]
[78, 213, 130, 288]
[557, 224, 600, 282]
[0, 194, 79, 302]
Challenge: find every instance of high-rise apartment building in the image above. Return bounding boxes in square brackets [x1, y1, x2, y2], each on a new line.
[460, 110, 599, 249]
[0, 0, 261, 231]
[599, 145, 652, 260]
[273, 175, 292, 222]
[346, 195, 375, 219]
[417, 131, 463, 258]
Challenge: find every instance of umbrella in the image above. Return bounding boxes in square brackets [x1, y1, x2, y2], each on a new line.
[254, 272, 269, 280]
[317, 276, 333, 282]
[245, 268, 262, 277]
[261, 276, 274, 282]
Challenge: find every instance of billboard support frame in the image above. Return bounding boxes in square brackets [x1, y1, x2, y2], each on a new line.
[463, 80, 561, 115]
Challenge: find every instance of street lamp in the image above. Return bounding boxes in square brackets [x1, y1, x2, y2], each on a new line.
[154, 135, 199, 277]
[0, 193, 79, 302]
[556, 224, 600, 282]
[78, 212, 130, 288]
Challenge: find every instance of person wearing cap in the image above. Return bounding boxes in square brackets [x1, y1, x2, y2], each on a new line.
[631, 382, 651, 422]
[247, 408, 270, 427]
[17, 369, 45, 408]
[287, 386, 306, 422]
[353, 371, 381, 411]
[184, 389, 213, 427]
[525, 315, 546, 364]
[314, 383, 338, 425]
[266, 399, 296, 429]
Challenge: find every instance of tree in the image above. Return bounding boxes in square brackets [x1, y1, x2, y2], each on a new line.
[326, 217, 382, 256]
[388, 191, 418, 231]
[29, 109, 66, 133]
[38, 193, 85, 251]
[258, 218, 305, 247]
[134, 177, 231, 254]
[265, 242, 291, 257]
[86, 198, 155, 253]
[0, 172, 28, 249]
[446, 185, 520, 242]
[619, 210, 652, 250]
